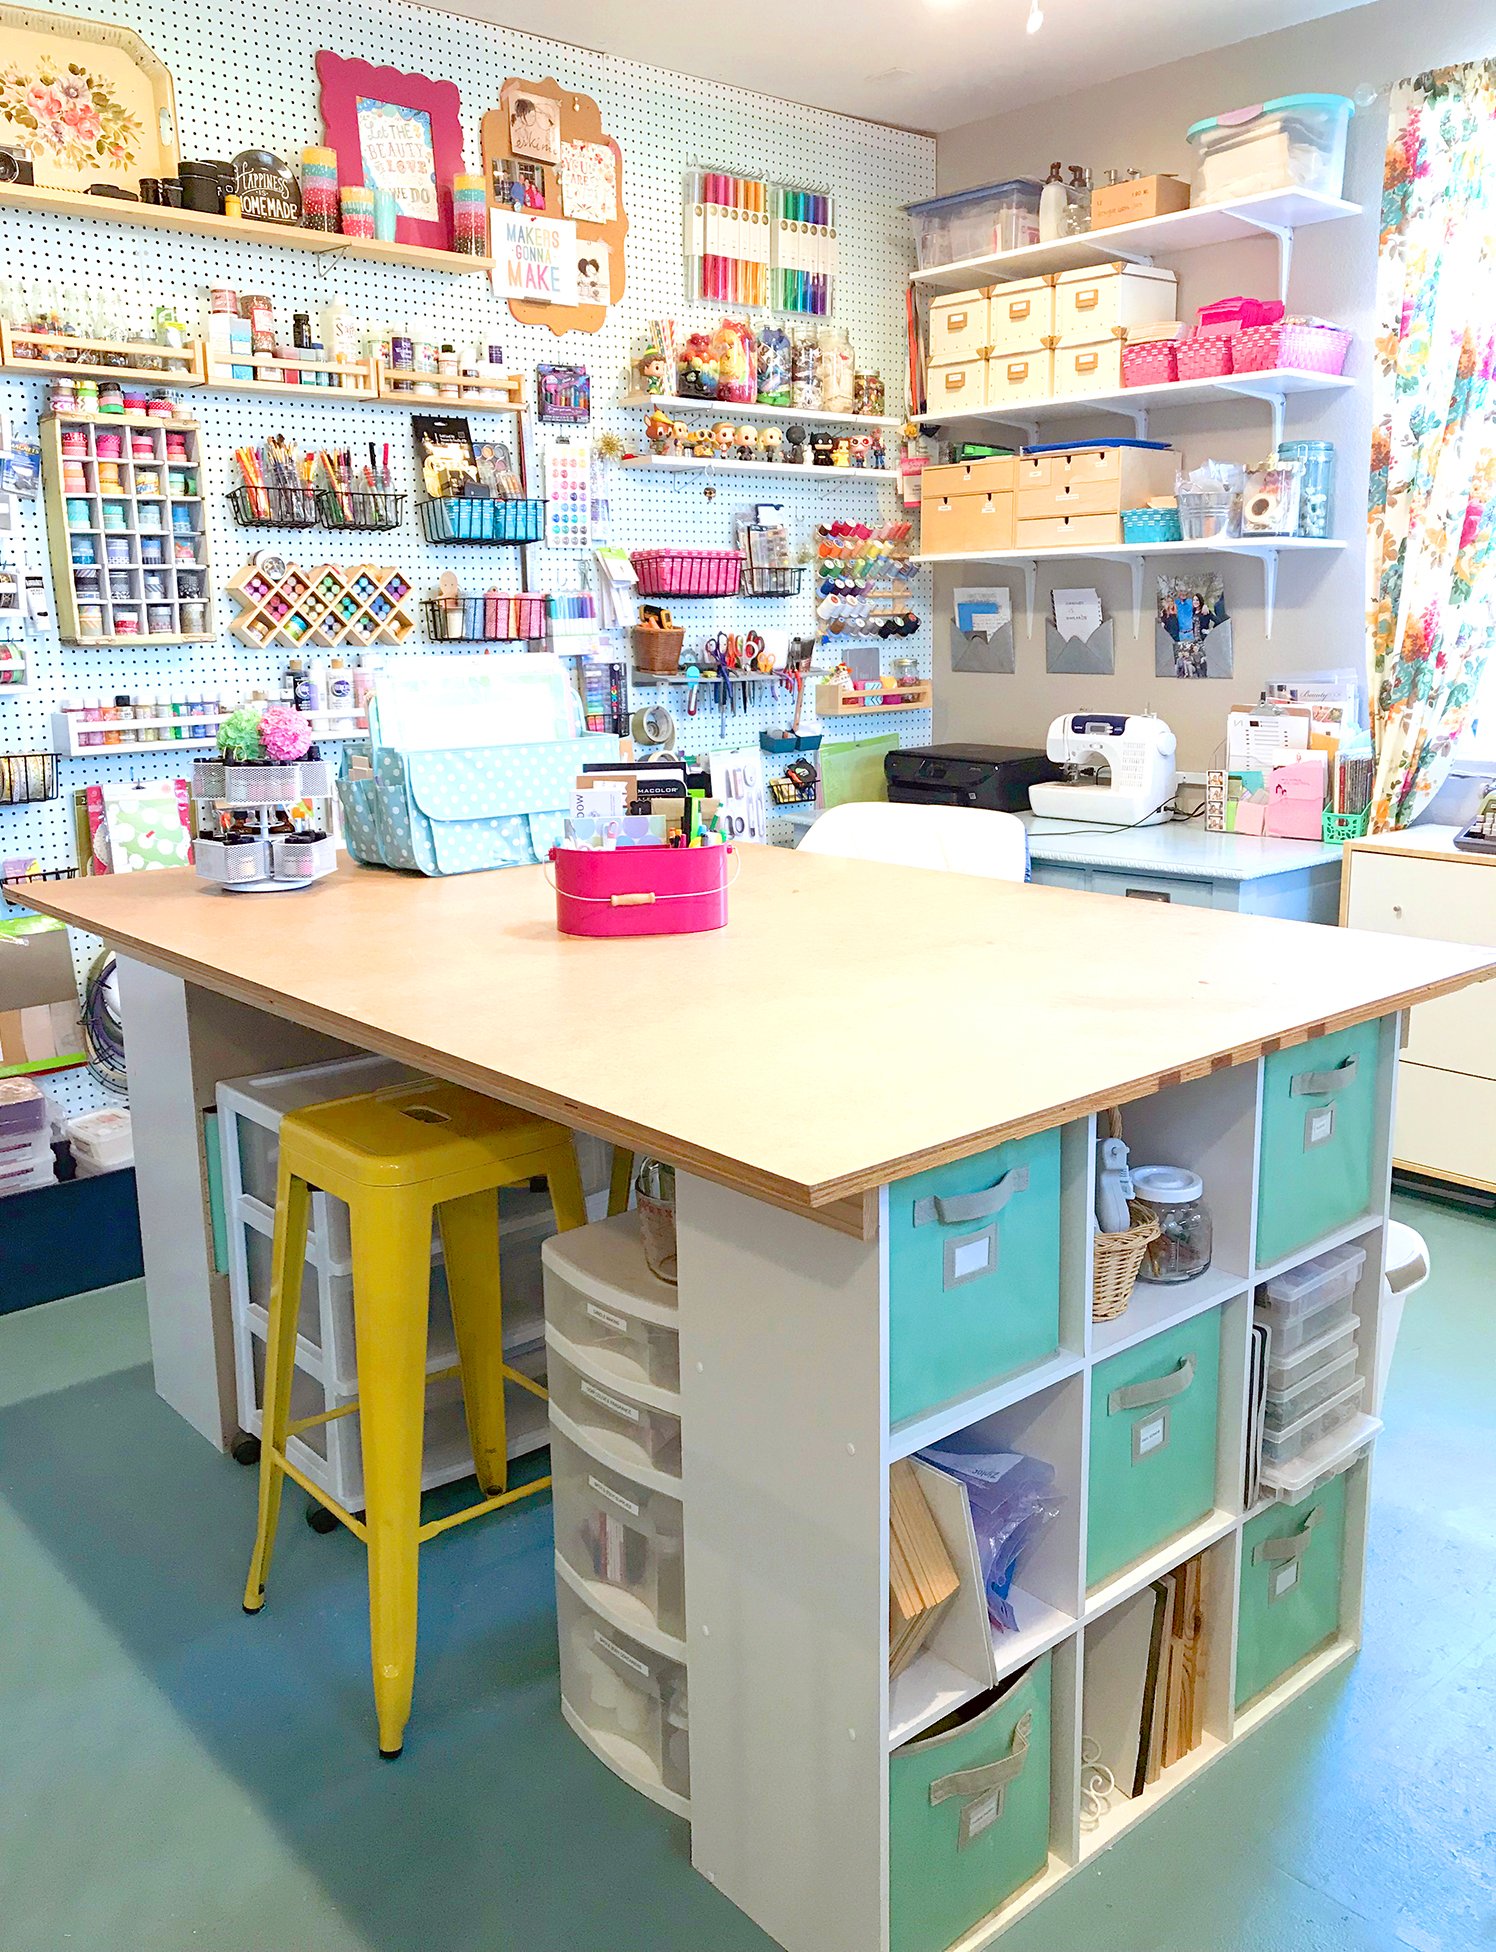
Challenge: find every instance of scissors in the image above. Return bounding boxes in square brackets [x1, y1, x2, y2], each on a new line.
[745, 630, 772, 674]
[703, 636, 732, 731]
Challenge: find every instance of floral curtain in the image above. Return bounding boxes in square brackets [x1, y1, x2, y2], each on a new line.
[1368, 61, 1496, 829]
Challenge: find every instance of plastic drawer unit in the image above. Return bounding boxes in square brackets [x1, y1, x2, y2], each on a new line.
[886, 1128, 1062, 1428]
[1256, 1021, 1381, 1268]
[550, 1424, 686, 1647]
[1261, 1377, 1365, 1474]
[1087, 1311, 1222, 1589]
[1235, 1468, 1348, 1707]
[542, 1212, 681, 1394]
[547, 1337, 683, 1479]
[889, 1655, 1052, 1952]
[557, 1575, 690, 1814]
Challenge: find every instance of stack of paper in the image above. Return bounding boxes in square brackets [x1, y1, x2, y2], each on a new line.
[889, 1460, 961, 1679]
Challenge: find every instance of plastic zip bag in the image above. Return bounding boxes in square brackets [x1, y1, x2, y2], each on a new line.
[917, 1446, 1063, 1634]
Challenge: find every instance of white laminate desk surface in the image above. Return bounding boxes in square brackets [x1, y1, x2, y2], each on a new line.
[1021, 814, 1343, 881]
[15, 849, 1493, 1225]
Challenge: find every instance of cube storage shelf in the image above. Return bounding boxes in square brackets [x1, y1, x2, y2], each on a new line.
[671, 1012, 1402, 1952]
[219, 1054, 569, 1510]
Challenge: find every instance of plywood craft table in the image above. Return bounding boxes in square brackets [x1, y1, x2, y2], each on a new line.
[16, 850, 1494, 1952]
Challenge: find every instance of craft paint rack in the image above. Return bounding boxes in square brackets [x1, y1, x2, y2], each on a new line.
[815, 680, 932, 715]
[0, 322, 203, 387]
[227, 560, 414, 650]
[48, 709, 363, 757]
[41, 411, 213, 646]
[202, 349, 379, 400]
[375, 362, 525, 410]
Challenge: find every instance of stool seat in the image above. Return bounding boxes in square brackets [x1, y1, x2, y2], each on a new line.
[242, 1074, 587, 1756]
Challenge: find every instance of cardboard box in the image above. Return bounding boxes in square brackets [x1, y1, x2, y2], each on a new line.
[1090, 174, 1191, 231]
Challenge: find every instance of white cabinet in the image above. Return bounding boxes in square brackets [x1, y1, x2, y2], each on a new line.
[1343, 830, 1496, 1191]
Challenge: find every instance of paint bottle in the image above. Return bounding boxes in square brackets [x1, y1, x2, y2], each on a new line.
[351, 653, 377, 724]
[326, 655, 355, 733]
[113, 694, 136, 744]
[303, 659, 326, 717]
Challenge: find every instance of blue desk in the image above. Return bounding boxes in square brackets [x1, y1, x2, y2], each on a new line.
[1022, 815, 1343, 923]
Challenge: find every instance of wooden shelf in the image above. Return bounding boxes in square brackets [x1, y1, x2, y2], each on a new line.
[0, 181, 490, 271]
[916, 537, 1345, 566]
[910, 188, 1362, 293]
[621, 455, 899, 481]
[0, 321, 202, 386]
[816, 681, 931, 716]
[622, 392, 903, 430]
[917, 368, 1354, 442]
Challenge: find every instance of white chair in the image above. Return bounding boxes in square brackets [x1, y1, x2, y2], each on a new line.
[1376, 1219, 1430, 1414]
[796, 801, 1029, 881]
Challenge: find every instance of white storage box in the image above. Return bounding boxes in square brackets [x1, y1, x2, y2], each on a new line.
[0, 1128, 52, 1170]
[0, 1076, 49, 1142]
[928, 290, 991, 365]
[67, 1106, 133, 1171]
[551, 1423, 686, 1645]
[1053, 263, 1177, 342]
[1261, 1375, 1365, 1469]
[988, 276, 1055, 354]
[1264, 1316, 1357, 1396]
[987, 345, 1053, 408]
[926, 357, 989, 413]
[1052, 338, 1124, 397]
[1186, 95, 1353, 205]
[542, 1212, 680, 1393]
[0, 1149, 55, 1196]
[557, 1574, 690, 1811]
[1264, 1347, 1359, 1434]
[547, 1338, 682, 1478]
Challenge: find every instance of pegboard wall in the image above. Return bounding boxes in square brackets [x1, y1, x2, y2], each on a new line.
[0, 0, 934, 1116]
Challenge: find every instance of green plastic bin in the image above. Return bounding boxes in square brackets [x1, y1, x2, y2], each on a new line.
[1087, 1311, 1222, 1590]
[1256, 1020, 1381, 1269]
[889, 1656, 1052, 1952]
[887, 1129, 1062, 1428]
[1235, 1469, 1347, 1708]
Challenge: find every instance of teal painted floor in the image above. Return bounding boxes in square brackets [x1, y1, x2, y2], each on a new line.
[1, 1192, 1492, 1952]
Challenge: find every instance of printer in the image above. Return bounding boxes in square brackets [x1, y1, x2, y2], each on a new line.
[885, 743, 1061, 812]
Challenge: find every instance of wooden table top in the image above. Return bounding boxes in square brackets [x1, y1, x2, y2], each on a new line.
[16, 850, 1493, 1230]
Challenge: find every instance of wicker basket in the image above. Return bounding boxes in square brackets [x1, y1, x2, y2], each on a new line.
[632, 624, 686, 674]
[1092, 1110, 1161, 1323]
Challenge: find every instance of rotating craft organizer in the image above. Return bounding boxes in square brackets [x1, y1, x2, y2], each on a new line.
[192, 752, 337, 893]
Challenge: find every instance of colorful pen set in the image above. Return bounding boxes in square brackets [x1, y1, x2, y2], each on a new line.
[772, 185, 835, 316]
[688, 170, 770, 307]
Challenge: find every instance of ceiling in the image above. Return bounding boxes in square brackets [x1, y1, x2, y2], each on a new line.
[421, 0, 1366, 132]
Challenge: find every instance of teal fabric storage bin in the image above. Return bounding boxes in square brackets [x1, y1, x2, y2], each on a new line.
[889, 1656, 1051, 1952]
[1257, 1019, 1382, 1268]
[1087, 1311, 1221, 1589]
[1236, 1469, 1347, 1707]
[887, 1130, 1062, 1427]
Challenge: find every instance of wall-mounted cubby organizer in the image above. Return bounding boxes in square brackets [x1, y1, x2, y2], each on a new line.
[670, 1012, 1400, 1952]
[41, 412, 213, 645]
[227, 561, 414, 649]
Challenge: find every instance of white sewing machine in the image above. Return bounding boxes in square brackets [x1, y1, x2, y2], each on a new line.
[1028, 712, 1178, 827]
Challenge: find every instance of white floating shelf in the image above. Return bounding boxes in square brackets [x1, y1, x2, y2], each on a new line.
[50, 709, 365, 757]
[910, 189, 1363, 297]
[622, 392, 902, 430]
[621, 455, 898, 481]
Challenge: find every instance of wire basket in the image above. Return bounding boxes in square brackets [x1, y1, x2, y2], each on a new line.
[422, 594, 548, 642]
[630, 548, 742, 598]
[0, 753, 58, 805]
[418, 497, 546, 545]
[1323, 808, 1371, 843]
[1092, 1109, 1161, 1323]
[742, 563, 805, 598]
[317, 489, 407, 532]
[228, 484, 319, 529]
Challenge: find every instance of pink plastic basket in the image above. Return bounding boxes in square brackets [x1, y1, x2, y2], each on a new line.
[1195, 295, 1285, 336]
[549, 844, 735, 937]
[1230, 321, 1352, 376]
[630, 548, 743, 598]
[1176, 334, 1234, 381]
[1123, 341, 1179, 387]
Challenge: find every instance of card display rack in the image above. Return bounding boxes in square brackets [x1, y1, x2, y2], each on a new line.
[227, 559, 415, 650]
[41, 412, 213, 646]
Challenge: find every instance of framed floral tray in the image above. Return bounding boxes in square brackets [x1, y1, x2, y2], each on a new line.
[0, 4, 179, 194]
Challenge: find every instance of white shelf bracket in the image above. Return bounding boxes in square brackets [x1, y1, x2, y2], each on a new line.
[1234, 218, 1295, 303]
[1129, 557, 1145, 638]
[1267, 389, 1285, 452]
[1260, 548, 1280, 639]
[1022, 558, 1037, 632]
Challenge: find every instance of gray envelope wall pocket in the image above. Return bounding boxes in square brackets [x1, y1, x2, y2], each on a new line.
[1156, 617, 1234, 680]
[1045, 618, 1115, 675]
[952, 620, 1016, 674]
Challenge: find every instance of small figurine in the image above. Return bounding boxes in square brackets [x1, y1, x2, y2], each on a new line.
[672, 420, 692, 455]
[691, 426, 716, 460]
[757, 427, 783, 463]
[832, 437, 852, 468]
[711, 420, 736, 461]
[869, 436, 887, 470]
[735, 425, 758, 461]
[784, 422, 808, 466]
[811, 435, 835, 467]
[637, 341, 669, 396]
[851, 434, 873, 470]
[645, 407, 675, 456]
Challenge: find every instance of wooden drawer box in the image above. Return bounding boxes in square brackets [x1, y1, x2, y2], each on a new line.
[1018, 474, 1128, 520]
[1016, 511, 1123, 550]
[1395, 1061, 1496, 1185]
[988, 275, 1055, 353]
[928, 289, 991, 365]
[1017, 444, 1174, 509]
[1053, 261, 1177, 341]
[923, 456, 1017, 499]
[922, 490, 1015, 556]
[926, 357, 988, 412]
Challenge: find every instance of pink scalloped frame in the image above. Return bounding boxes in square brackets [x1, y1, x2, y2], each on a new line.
[315, 50, 463, 252]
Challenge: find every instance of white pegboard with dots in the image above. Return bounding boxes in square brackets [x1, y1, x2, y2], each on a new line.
[0, 0, 934, 1115]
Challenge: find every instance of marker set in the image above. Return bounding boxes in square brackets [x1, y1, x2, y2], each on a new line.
[771, 185, 837, 316]
[685, 170, 771, 306]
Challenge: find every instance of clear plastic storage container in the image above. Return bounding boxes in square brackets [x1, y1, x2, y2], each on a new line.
[1264, 1347, 1360, 1433]
[0, 1150, 55, 1196]
[0, 1077, 49, 1141]
[551, 1425, 686, 1644]
[1263, 1316, 1358, 1395]
[1260, 1375, 1365, 1469]
[547, 1341, 683, 1479]
[1258, 1242, 1366, 1350]
[542, 1213, 680, 1394]
[905, 181, 1043, 267]
[1186, 95, 1353, 205]
[557, 1577, 690, 1805]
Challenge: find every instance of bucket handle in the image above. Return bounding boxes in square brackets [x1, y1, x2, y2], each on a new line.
[545, 847, 741, 907]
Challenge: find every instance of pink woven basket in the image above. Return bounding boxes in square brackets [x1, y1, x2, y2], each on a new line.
[1123, 342, 1178, 387]
[1176, 335, 1234, 381]
[630, 548, 743, 598]
[1230, 321, 1351, 376]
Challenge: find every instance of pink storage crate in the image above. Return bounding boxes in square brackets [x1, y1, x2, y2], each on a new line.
[1195, 295, 1285, 336]
[1176, 334, 1234, 380]
[549, 844, 734, 937]
[630, 548, 743, 598]
[1231, 320, 1351, 376]
[1123, 341, 1179, 387]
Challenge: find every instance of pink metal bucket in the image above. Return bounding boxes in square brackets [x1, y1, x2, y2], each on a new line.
[549, 845, 734, 937]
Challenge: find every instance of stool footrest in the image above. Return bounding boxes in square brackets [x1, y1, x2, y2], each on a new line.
[418, 1474, 552, 1542]
[285, 1361, 549, 1442]
[273, 1449, 369, 1543]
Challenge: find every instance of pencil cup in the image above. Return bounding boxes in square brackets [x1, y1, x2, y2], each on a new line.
[373, 189, 398, 242]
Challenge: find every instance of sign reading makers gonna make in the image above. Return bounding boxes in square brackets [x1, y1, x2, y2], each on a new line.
[492, 211, 577, 305]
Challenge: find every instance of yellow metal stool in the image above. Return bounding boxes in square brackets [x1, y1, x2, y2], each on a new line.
[242, 1078, 588, 1757]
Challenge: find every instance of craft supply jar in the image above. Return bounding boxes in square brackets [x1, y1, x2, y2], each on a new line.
[1131, 1166, 1212, 1285]
[147, 603, 174, 633]
[452, 172, 487, 254]
[339, 184, 374, 237]
[300, 146, 339, 232]
[97, 380, 123, 416]
[1277, 439, 1336, 540]
[146, 392, 174, 419]
[180, 600, 208, 635]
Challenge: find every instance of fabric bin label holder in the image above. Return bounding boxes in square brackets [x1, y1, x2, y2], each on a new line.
[338, 732, 619, 875]
[1291, 1053, 1359, 1152]
[929, 1709, 1034, 1851]
[911, 1164, 1029, 1290]
[1109, 1351, 1196, 1464]
[1253, 1502, 1322, 1603]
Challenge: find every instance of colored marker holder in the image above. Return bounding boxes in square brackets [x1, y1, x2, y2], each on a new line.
[771, 184, 836, 317]
[685, 168, 770, 308]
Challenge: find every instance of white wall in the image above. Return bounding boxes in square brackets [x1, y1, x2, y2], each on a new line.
[930, 0, 1495, 770]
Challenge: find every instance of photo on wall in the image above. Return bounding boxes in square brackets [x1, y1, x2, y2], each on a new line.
[509, 91, 560, 163]
[1156, 573, 1233, 679]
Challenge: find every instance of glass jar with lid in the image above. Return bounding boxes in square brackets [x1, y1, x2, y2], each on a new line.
[1131, 1165, 1212, 1284]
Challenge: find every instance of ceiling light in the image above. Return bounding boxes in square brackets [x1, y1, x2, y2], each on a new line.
[1026, 0, 1044, 30]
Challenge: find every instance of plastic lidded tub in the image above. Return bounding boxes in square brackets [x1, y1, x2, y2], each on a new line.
[0, 1151, 55, 1197]
[904, 180, 1044, 267]
[1185, 95, 1354, 205]
[1264, 1347, 1360, 1433]
[1261, 1243, 1367, 1318]
[0, 1077, 48, 1139]
[1260, 1374, 1365, 1468]
[1263, 1315, 1357, 1395]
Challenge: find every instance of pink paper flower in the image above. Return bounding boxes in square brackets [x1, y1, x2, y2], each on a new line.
[258, 704, 313, 762]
